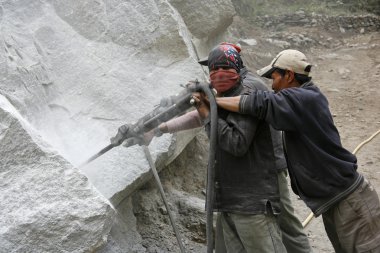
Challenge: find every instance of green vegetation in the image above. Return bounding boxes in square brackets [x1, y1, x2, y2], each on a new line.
[231, 0, 380, 17]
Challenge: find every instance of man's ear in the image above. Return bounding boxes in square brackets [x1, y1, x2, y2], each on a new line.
[286, 70, 295, 83]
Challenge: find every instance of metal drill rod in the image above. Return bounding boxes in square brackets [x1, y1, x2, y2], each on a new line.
[78, 138, 137, 169]
[78, 143, 115, 169]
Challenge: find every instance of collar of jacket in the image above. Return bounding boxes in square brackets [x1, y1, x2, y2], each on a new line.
[221, 82, 243, 97]
[300, 80, 314, 88]
[240, 67, 248, 79]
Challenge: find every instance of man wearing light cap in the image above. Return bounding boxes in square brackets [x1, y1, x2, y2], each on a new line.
[257, 49, 311, 79]
[215, 49, 380, 253]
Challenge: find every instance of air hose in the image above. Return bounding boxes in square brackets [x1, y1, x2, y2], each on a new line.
[198, 84, 218, 253]
[302, 128, 380, 228]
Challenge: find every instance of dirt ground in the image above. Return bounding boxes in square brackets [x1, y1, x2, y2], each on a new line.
[132, 14, 380, 253]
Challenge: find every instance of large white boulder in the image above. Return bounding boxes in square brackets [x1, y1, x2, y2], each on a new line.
[0, 0, 205, 204]
[0, 0, 237, 250]
[0, 95, 115, 252]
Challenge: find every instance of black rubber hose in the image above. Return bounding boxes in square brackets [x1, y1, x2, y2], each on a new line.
[199, 84, 218, 253]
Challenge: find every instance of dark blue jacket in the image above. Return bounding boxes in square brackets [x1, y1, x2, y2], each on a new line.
[239, 81, 363, 216]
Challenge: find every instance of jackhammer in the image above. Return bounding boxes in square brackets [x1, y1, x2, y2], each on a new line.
[79, 81, 200, 167]
[79, 81, 218, 253]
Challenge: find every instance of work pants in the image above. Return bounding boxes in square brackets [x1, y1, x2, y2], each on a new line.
[322, 177, 380, 253]
[215, 170, 312, 253]
[215, 214, 227, 253]
[277, 170, 313, 253]
[220, 211, 286, 253]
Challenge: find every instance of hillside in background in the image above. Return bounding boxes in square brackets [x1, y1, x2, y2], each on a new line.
[233, 0, 380, 16]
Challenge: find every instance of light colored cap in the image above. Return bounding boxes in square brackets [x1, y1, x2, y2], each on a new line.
[257, 49, 311, 78]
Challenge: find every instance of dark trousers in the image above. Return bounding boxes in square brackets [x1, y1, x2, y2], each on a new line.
[277, 170, 312, 253]
[322, 177, 380, 253]
[220, 212, 286, 253]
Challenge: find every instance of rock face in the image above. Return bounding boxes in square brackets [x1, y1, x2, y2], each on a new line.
[0, 95, 114, 252]
[0, 0, 207, 203]
[168, 0, 235, 39]
[0, 0, 236, 251]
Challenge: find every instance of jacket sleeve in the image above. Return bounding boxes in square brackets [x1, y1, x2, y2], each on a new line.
[205, 111, 258, 157]
[239, 89, 304, 131]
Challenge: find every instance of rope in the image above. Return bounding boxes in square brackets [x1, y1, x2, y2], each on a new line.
[352, 129, 380, 155]
[302, 128, 380, 228]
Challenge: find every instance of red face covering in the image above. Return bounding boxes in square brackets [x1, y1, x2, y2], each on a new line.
[210, 70, 240, 93]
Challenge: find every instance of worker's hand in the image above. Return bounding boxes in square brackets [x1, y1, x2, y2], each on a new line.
[192, 92, 209, 119]
[135, 128, 157, 146]
[123, 125, 166, 147]
[110, 124, 130, 146]
[142, 125, 166, 144]
[142, 129, 156, 146]
[123, 136, 145, 147]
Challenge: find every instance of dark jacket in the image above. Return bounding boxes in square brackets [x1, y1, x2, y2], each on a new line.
[205, 69, 282, 214]
[239, 81, 363, 216]
[242, 69, 287, 172]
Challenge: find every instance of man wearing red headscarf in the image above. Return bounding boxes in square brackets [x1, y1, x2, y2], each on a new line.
[147, 44, 288, 252]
